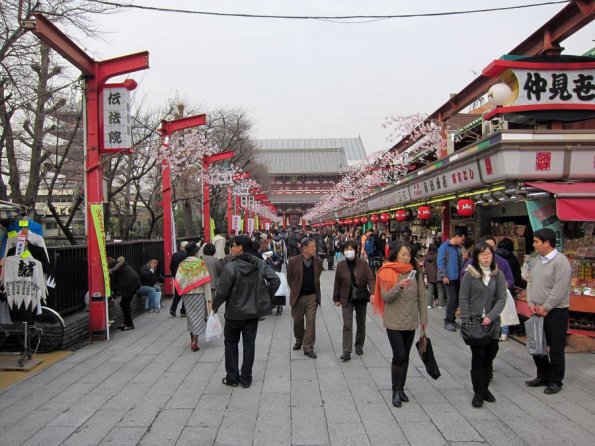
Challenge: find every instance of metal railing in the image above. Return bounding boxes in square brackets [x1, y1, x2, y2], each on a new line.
[46, 238, 200, 316]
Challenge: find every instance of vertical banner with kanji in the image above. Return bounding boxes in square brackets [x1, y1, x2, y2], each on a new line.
[247, 218, 254, 234]
[102, 87, 132, 152]
[232, 215, 241, 233]
[90, 204, 111, 297]
[526, 199, 563, 250]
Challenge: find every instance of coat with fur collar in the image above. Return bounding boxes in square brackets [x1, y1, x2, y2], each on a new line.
[459, 264, 507, 338]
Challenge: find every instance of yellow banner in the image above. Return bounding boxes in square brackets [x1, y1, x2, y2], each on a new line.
[90, 204, 111, 298]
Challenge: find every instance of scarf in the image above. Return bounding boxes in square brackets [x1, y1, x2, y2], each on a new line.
[175, 256, 211, 295]
[372, 261, 413, 317]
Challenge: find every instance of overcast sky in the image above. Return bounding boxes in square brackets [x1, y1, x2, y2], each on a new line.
[79, 0, 593, 154]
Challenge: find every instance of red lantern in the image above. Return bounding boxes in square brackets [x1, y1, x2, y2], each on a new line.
[457, 199, 476, 217]
[346, 218, 353, 225]
[380, 212, 390, 223]
[418, 206, 431, 220]
[395, 209, 407, 222]
[361, 216, 368, 224]
[370, 214, 379, 223]
[353, 217, 361, 225]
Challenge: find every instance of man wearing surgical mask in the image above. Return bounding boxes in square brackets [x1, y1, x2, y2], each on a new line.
[332, 240, 375, 361]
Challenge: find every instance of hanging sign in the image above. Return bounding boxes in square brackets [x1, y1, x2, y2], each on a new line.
[102, 87, 132, 151]
[232, 215, 242, 232]
[247, 218, 255, 234]
[525, 199, 563, 250]
[208, 170, 234, 185]
[233, 184, 250, 196]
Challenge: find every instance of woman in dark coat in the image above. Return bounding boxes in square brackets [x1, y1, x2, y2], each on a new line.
[332, 239, 375, 362]
[459, 242, 507, 408]
[423, 243, 445, 308]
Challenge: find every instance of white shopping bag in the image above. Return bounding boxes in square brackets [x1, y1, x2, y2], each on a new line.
[275, 272, 289, 297]
[205, 310, 223, 343]
[500, 289, 520, 326]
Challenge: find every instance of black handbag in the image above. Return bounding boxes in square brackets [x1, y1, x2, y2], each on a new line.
[416, 330, 441, 380]
[350, 284, 370, 303]
[460, 319, 497, 346]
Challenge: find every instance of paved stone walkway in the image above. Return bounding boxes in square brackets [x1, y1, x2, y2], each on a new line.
[1, 269, 594, 446]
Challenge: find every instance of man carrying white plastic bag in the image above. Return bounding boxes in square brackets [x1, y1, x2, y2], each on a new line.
[205, 310, 223, 343]
[212, 236, 280, 389]
[524, 228, 572, 396]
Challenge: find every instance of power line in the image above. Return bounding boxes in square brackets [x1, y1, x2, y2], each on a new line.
[85, 0, 569, 21]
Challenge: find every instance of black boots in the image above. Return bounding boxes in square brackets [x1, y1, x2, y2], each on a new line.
[471, 369, 485, 407]
[483, 368, 496, 402]
[391, 363, 409, 407]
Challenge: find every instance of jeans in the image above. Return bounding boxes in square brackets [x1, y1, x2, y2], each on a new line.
[443, 280, 460, 324]
[138, 285, 161, 310]
[426, 282, 446, 307]
[224, 317, 259, 386]
[533, 308, 569, 385]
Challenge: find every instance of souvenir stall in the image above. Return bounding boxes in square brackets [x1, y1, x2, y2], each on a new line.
[0, 210, 52, 369]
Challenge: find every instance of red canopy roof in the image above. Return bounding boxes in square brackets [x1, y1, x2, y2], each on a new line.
[525, 182, 595, 221]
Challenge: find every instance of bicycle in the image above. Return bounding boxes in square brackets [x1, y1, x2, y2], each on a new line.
[0, 306, 65, 367]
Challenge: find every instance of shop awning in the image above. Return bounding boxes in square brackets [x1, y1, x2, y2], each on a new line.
[525, 182, 595, 221]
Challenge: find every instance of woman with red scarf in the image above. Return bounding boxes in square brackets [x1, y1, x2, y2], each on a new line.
[373, 242, 427, 407]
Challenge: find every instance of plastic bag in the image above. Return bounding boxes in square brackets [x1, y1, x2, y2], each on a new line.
[524, 315, 547, 356]
[500, 289, 520, 326]
[205, 310, 222, 343]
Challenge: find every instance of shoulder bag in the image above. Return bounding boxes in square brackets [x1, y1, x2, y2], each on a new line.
[349, 262, 370, 303]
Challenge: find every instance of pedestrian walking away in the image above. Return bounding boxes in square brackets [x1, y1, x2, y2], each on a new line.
[373, 242, 427, 408]
[175, 242, 212, 352]
[213, 235, 280, 388]
[437, 228, 465, 331]
[287, 237, 323, 358]
[459, 242, 507, 408]
[170, 240, 188, 317]
[525, 228, 572, 395]
[424, 243, 445, 309]
[332, 239, 375, 362]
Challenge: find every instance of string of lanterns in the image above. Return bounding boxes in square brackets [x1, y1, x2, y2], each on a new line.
[312, 198, 476, 227]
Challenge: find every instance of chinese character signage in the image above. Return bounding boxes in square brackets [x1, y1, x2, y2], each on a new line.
[513, 69, 595, 106]
[482, 58, 595, 121]
[102, 87, 132, 151]
[409, 160, 482, 200]
[233, 184, 249, 196]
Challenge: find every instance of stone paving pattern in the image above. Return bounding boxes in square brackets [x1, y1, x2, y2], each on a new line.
[1, 270, 594, 445]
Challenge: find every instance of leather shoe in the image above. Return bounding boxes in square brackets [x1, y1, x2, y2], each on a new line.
[355, 347, 363, 356]
[304, 351, 317, 359]
[525, 377, 548, 387]
[292, 342, 302, 351]
[340, 353, 351, 362]
[544, 383, 562, 395]
[444, 324, 456, 332]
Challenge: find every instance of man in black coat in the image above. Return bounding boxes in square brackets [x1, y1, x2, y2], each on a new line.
[213, 235, 280, 388]
[169, 241, 188, 317]
[109, 256, 141, 330]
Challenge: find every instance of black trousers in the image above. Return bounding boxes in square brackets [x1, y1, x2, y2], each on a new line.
[224, 317, 259, 386]
[170, 290, 186, 315]
[443, 279, 460, 324]
[533, 308, 569, 385]
[386, 329, 415, 365]
[470, 339, 499, 372]
[326, 254, 334, 270]
[120, 289, 137, 327]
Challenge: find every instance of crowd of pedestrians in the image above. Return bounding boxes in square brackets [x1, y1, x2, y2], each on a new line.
[109, 225, 571, 408]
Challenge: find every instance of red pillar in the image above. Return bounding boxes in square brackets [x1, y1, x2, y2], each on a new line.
[227, 186, 233, 235]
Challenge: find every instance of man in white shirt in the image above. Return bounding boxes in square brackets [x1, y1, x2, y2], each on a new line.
[525, 228, 571, 395]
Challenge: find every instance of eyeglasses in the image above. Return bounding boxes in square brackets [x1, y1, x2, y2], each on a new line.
[479, 252, 492, 257]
